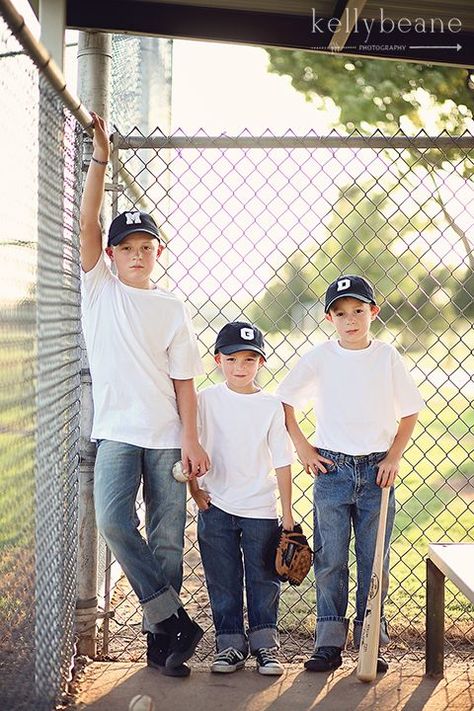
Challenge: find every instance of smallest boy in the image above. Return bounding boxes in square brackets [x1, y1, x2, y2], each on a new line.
[189, 322, 294, 675]
[277, 276, 424, 673]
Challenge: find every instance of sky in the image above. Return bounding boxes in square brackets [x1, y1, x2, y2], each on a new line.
[170, 39, 339, 134]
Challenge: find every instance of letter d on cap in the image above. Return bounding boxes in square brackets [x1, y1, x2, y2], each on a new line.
[337, 278, 351, 292]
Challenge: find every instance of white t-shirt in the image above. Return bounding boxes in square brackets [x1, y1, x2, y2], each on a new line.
[81, 255, 203, 448]
[276, 339, 424, 456]
[197, 383, 294, 518]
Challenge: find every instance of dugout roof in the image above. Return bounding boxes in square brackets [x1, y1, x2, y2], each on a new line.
[25, 0, 474, 72]
[57, 1, 474, 67]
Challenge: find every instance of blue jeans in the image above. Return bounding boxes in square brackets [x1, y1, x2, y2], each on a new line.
[197, 505, 280, 654]
[94, 440, 185, 630]
[313, 449, 395, 649]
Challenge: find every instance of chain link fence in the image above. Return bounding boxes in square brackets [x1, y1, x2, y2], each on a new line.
[0, 7, 472, 705]
[0, 16, 82, 711]
[97, 128, 473, 665]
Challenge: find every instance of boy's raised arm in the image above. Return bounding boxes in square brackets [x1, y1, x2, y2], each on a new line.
[79, 112, 110, 272]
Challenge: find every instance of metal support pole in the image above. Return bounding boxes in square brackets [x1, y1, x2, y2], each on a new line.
[75, 30, 111, 658]
[426, 558, 445, 678]
[39, 0, 65, 68]
[77, 32, 112, 121]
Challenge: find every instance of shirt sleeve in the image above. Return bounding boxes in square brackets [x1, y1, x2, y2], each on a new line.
[267, 401, 295, 469]
[392, 349, 425, 418]
[81, 253, 113, 307]
[276, 352, 318, 410]
[168, 303, 204, 379]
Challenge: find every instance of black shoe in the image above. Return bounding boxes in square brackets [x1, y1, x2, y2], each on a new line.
[161, 608, 204, 669]
[304, 646, 342, 672]
[146, 632, 191, 677]
[377, 655, 389, 674]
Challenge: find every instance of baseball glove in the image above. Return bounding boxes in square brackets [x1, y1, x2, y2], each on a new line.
[274, 523, 313, 586]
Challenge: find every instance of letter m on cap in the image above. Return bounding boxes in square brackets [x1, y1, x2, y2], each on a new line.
[125, 211, 142, 225]
[337, 278, 351, 292]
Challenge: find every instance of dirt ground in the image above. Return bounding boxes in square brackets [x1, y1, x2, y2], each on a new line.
[71, 658, 474, 711]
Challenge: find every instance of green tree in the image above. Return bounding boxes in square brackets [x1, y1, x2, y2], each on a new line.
[265, 52, 474, 135]
[250, 182, 469, 339]
[262, 51, 474, 322]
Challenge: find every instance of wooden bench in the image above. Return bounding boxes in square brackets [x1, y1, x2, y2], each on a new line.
[426, 542, 474, 677]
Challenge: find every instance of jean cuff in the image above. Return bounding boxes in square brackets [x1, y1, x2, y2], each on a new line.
[216, 633, 248, 655]
[315, 617, 349, 648]
[353, 617, 390, 648]
[141, 585, 181, 625]
[249, 626, 279, 653]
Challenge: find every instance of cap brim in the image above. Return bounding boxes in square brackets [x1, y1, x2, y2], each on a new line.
[108, 228, 161, 246]
[325, 293, 374, 313]
[215, 344, 266, 359]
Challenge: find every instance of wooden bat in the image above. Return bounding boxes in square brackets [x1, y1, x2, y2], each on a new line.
[356, 486, 390, 682]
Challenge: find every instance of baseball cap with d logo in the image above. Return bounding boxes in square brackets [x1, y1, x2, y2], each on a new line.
[214, 321, 266, 360]
[324, 275, 376, 313]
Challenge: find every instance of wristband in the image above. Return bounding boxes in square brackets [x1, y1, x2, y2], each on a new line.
[91, 156, 108, 166]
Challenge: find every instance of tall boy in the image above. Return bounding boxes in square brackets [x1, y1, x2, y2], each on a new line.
[277, 275, 424, 672]
[189, 322, 294, 675]
[80, 113, 209, 676]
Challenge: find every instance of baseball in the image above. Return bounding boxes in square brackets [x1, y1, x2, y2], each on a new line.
[172, 460, 189, 482]
[129, 695, 155, 711]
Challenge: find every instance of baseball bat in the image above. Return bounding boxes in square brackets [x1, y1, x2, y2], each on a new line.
[356, 486, 390, 682]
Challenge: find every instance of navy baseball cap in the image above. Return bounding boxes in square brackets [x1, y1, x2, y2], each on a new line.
[214, 321, 266, 360]
[324, 275, 376, 313]
[107, 210, 161, 247]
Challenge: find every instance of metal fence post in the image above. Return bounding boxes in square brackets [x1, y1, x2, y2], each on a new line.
[75, 30, 112, 657]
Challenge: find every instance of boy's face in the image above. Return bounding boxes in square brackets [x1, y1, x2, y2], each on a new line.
[215, 350, 264, 394]
[326, 296, 380, 350]
[105, 233, 163, 288]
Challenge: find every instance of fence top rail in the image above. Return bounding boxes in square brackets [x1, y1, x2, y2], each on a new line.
[0, 0, 93, 135]
[113, 133, 474, 151]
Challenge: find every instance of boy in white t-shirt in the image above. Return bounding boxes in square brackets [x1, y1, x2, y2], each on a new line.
[277, 275, 424, 673]
[80, 113, 209, 677]
[189, 322, 294, 676]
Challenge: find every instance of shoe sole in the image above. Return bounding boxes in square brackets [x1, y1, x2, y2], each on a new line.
[211, 661, 246, 673]
[165, 626, 204, 669]
[147, 659, 191, 678]
[257, 666, 284, 676]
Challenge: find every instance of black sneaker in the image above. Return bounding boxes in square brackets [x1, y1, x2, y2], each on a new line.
[211, 647, 246, 673]
[255, 648, 284, 676]
[377, 655, 389, 673]
[146, 632, 191, 677]
[161, 608, 204, 669]
[304, 646, 342, 672]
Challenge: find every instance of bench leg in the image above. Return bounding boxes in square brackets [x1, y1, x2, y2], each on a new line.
[426, 558, 445, 677]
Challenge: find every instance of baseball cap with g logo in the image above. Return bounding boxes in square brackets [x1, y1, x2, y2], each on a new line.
[324, 275, 376, 313]
[214, 321, 266, 360]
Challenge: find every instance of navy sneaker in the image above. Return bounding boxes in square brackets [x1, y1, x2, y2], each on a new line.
[146, 632, 191, 677]
[304, 646, 342, 672]
[255, 648, 284, 676]
[211, 647, 246, 673]
[161, 608, 204, 669]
